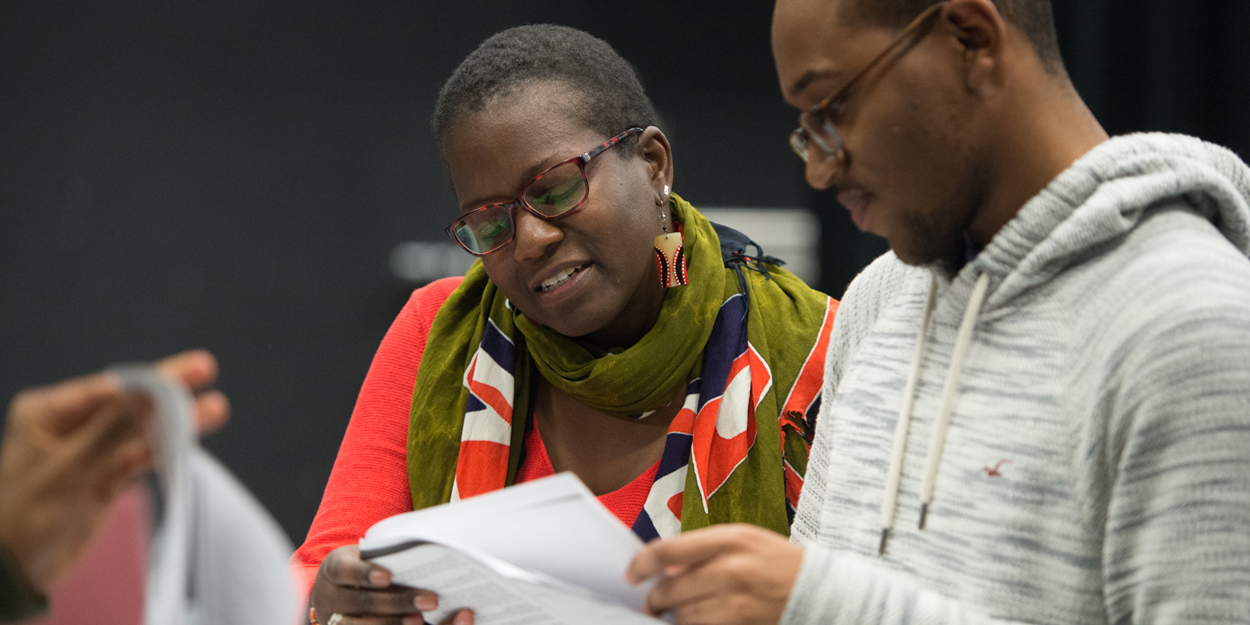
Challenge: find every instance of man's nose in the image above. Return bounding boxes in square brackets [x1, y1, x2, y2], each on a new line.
[804, 148, 844, 190]
[512, 208, 563, 262]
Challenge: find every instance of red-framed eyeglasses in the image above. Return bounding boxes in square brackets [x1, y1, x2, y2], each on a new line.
[445, 127, 645, 256]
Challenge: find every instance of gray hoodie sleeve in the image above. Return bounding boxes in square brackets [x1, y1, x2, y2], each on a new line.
[782, 546, 1017, 625]
[1097, 295, 1250, 623]
[782, 279, 1250, 625]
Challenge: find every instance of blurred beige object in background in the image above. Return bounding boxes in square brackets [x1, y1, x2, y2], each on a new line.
[390, 207, 821, 286]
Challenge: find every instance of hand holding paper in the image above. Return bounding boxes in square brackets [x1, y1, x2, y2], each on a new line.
[349, 473, 666, 625]
[627, 524, 801, 625]
[311, 544, 443, 625]
[0, 349, 228, 594]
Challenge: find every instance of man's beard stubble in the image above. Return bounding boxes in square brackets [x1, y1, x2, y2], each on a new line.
[892, 163, 987, 277]
[893, 203, 976, 278]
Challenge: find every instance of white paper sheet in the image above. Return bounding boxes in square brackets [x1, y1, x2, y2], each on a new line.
[112, 365, 296, 625]
[360, 473, 660, 618]
[371, 542, 658, 625]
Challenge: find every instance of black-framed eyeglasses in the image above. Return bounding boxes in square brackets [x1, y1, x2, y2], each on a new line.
[789, 2, 948, 163]
[444, 127, 645, 256]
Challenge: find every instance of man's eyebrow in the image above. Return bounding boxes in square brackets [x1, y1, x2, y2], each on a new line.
[459, 151, 567, 212]
[789, 68, 843, 99]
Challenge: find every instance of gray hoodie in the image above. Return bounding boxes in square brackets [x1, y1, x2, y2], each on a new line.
[783, 134, 1250, 625]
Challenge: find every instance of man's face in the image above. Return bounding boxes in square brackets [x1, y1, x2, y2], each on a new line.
[772, 0, 986, 267]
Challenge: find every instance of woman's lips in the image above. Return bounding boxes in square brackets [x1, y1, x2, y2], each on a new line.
[538, 263, 588, 292]
[838, 189, 872, 231]
[533, 262, 593, 303]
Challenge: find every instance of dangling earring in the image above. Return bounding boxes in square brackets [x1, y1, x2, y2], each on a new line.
[653, 186, 687, 288]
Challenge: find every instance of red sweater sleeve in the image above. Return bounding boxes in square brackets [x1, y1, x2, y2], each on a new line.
[290, 277, 463, 599]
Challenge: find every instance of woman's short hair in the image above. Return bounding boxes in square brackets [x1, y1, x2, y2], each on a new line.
[432, 24, 659, 156]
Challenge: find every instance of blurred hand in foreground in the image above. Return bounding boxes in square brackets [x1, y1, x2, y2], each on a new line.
[0, 349, 229, 594]
[627, 524, 802, 625]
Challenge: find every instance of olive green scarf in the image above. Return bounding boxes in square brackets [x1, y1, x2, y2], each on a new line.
[407, 195, 834, 536]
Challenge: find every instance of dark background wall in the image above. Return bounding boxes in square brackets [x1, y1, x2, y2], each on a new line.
[2, 0, 1247, 544]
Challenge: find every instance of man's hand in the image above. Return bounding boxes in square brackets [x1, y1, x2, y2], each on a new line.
[626, 524, 803, 625]
[0, 350, 229, 594]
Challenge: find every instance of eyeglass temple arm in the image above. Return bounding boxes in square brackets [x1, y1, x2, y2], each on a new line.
[814, 2, 949, 111]
[580, 127, 646, 161]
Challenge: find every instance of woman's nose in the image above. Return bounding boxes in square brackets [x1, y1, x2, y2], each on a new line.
[511, 208, 563, 261]
[804, 148, 844, 190]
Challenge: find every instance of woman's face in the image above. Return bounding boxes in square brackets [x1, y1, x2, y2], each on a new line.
[441, 83, 674, 346]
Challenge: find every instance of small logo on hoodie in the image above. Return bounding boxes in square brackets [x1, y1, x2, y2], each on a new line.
[982, 459, 1011, 477]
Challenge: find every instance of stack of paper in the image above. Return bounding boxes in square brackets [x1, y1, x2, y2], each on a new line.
[359, 473, 666, 625]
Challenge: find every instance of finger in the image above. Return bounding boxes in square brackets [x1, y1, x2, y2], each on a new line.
[193, 390, 230, 434]
[439, 608, 475, 625]
[311, 582, 430, 617]
[68, 397, 145, 469]
[350, 588, 432, 617]
[11, 373, 122, 436]
[645, 556, 721, 615]
[671, 594, 747, 625]
[361, 587, 438, 617]
[316, 586, 436, 618]
[96, 437, 154, 500]
[325, 614, 426, 625]
[627, 525, 753, 583]
[153, 349, 219, 391]
[316, 551, 438, 616]
[325, 547, 395, 589]
[118, 366, 229, 436]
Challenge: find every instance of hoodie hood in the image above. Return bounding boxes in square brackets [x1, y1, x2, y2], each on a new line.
[975, 133, 1250, 308]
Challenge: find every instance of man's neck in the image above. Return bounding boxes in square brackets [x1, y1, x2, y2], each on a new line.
[967, 77, 1109, 248]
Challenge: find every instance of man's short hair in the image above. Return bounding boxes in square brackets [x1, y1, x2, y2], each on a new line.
[431, 24, 659, 156]
[841, 0, 1065, 75]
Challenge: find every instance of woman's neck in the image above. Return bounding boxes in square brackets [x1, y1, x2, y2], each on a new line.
[577, 211, 677, 348]
[533, 377, 684, 496]
[578, 278, 668, 348]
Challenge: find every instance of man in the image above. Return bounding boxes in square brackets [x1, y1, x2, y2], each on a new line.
[0, 350, 228, 621]
[628, 0, 1250, 624]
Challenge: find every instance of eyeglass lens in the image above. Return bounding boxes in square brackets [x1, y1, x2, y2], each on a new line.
[524, 161, 586, 216]
[790, 130, 812, 163]
[453, 160, 588, 254]
[799, 112, 842, 160]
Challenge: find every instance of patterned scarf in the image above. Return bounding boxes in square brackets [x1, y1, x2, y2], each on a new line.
[407, 195, 836, 538]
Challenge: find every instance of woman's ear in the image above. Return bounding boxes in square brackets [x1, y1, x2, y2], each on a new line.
[637, 126, 674, 201]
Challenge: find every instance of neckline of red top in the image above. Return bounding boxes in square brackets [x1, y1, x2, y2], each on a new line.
[514, 415, 660, 528]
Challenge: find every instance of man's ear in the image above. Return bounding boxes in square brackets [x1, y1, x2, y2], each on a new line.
[941, 0, 1006, 93]
[637, 126, 674, 200]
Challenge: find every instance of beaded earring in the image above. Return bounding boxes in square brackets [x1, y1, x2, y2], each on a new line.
[653, 185, 687, 288]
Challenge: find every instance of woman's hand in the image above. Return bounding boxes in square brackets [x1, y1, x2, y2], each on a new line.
[311, 545, 446, 625]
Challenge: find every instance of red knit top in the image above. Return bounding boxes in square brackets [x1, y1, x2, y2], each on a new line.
[290, 277, 657, 599]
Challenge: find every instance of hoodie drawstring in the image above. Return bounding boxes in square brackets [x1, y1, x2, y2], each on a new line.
[879, 271, 990, 556]
[878, 274, 938, 555]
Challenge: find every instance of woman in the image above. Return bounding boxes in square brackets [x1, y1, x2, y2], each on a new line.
[294, 24, 837, 624]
